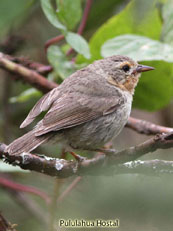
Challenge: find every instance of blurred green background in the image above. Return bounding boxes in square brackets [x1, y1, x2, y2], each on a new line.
[0, 0, 173, 230]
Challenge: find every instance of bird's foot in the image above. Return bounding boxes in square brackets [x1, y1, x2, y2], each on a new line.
[69, 151, 86, 162]
[103, 142, 113, 149]
[94, 142, 115, 155]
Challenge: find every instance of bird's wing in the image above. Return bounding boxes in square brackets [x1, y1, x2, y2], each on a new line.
[20, 87, 59, 128]
[35, 91, 123, 136]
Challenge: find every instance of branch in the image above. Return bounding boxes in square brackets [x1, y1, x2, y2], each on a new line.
[66, 0, 93, 56]
[126, 117, 173, 135]
[5, 54, 53, 74]
[0, 176, 50, 203]
[0, 132, 172, 178]
[0, 34, 24, 55]
[45, 0, 93, 53]
[0, 52, 57, 93]
[49, 179, 61, 231]
[77, 0, 93, 35]
[0, 212, 17, 231]
[57, 176, 82, 203]
[45, 35, 64, 51]
[116, 159, 173, 175]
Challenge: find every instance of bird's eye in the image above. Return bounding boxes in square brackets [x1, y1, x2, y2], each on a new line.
[122, 64, 130, 72]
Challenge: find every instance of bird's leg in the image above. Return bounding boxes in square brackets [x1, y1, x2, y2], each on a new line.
[95, 142, 117, 156]
[103, 142, 113, 149]
[60, 148, 84, 162]
[61, 148, 67, 159]
[69, 151, 85, 162]
[95, 142, 113, 152]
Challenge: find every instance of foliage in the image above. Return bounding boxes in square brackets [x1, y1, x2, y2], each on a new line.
[4, 0, 172, 111]
[101, 34, 173, 62]
[10, 88, 42, 103]
[40, 0, 90, 58]
[161, 0, 173, 45]
[47, 45, 76, 79]
[56, 0, 82, 30]
[40, 0, 173, 111]
[101, 34, 173, 110]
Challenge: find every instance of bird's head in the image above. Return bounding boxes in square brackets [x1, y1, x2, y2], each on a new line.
[97, 55, 154, 94]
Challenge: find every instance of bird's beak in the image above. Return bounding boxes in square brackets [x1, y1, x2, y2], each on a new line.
[133, 64, 155, 74]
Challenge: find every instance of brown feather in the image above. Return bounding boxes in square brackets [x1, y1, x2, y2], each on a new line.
[20, 87, 59, 128]
[35, 91, 122, 136]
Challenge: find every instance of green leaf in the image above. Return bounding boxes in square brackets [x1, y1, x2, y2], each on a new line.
[47, 45, 75, 79]
[86, 0, 124, 31]
[161, 0, 173, 45]
[40, 0, 66, 31]
[133, 61, 173, 111]
[10, 88, 41, 103]
[65, 32, 91, 59]
[77, 0, 162, 63]
[131, 0, 156, 24]
[75, 0, 172, 111]
[101, 34, 173, 62]
[101, 33, 173, 111]
[56, 0, 82, 30]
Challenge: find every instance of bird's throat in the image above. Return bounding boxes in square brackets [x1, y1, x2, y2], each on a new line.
[108, 76, 138, 94]
[123, 76, 139, 94]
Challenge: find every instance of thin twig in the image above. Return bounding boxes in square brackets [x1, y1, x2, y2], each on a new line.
[66, 0, 93, 56]
[0, 212, 17, 231]
[49, 179, 63, 231]
[0, 176, 50, 203]
[57, 176, 82, 203]
[126, 117, 173, 135]
[0, 52, 57, 93]
[5, 54, 53, 74]
[45, 35, 65, 51]
[45, 0, 93, 54]
[78, 0, 93, 35]
[0, 34, 24, 55]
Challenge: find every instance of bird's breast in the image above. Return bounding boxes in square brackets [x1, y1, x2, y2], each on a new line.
[64, 90, 132, 150]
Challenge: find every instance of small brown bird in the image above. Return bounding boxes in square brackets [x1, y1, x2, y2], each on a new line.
[6, 55, 154, 155]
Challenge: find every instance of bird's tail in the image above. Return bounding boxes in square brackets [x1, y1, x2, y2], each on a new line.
[6, 129, 52, 155]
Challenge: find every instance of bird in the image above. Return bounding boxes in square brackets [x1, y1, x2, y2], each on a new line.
[6, 55, 154, 156]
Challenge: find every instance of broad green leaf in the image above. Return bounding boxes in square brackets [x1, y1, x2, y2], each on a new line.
[133, 61, 173, 111]
[131, 0, 155, 24]
[161, 0, 173, 45]
[86, 0, 124, 31]
[0, 161, 28, 172]
[10, 88, 41, 103]
[47, 45, 75, 79]
[75, 0, 173, 111]
[40, 0, 66, 31]
[101, 34, 173, 111]
[65, 32, 91, 59]
[101, 34, 173, 62]
[77, 0, 162, 63]
[56, 0, 82, 30]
